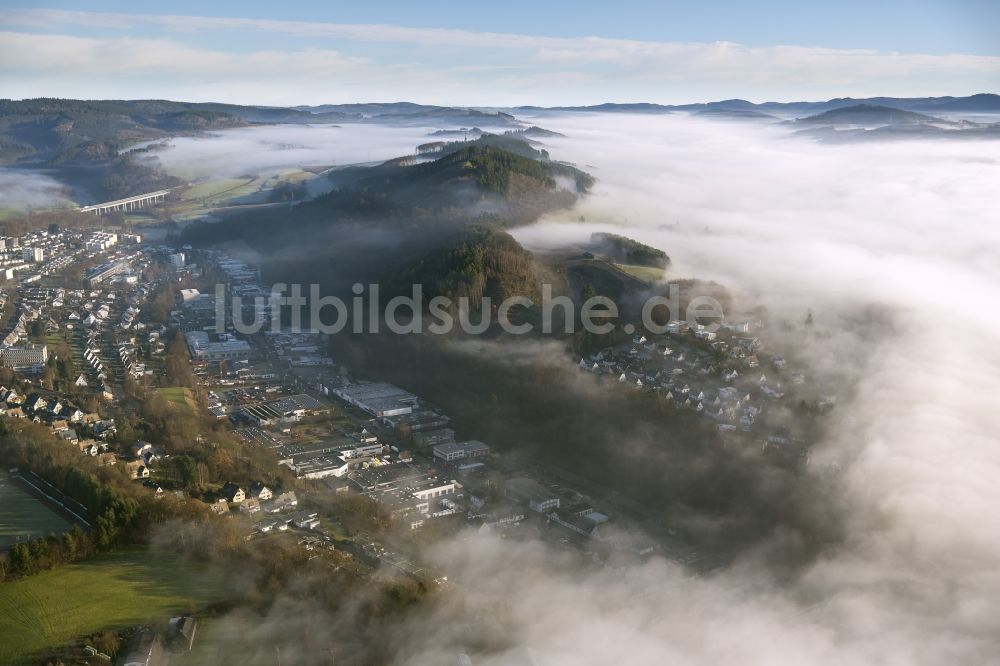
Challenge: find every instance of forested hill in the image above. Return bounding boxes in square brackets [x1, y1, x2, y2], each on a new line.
[795, 104, 939, 126]
[589, 232, 671, 268]
[0, 99, 249, 164]
[0, 99, 532, 165]
[405, 142, 592, 194]
[388, 225, 542, 309]
[182, 137, 593, 315]
[300, 137, 594, 227]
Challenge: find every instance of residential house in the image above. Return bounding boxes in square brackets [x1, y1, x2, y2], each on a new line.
[23, 394, 47, 414]
[91, 419, 117, 438]
[247, 482, 273, 501]
[262, 490, 297, 513]
[220, 482, 245, 504]
[143, 481, 165, 496]
[132, 440, 161, 465]
[290, 510, 320, 529]
[61, 406, 83, 422]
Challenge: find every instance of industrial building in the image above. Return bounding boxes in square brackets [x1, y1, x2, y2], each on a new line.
[432, 440, 491, 462]
[330, 382, 418, 417]
[184, 330, 251, 362]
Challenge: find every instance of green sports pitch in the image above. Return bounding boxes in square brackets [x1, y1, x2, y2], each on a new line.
[0, 476, 74, 550]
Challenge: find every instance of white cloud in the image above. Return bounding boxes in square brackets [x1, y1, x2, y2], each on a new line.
[0, 31, 366, 77]
[1, 9, 998, 104]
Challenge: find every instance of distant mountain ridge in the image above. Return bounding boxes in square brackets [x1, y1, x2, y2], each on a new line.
[295, 102, 521, 128]
[788, 103, 1000, 141]
[0, 98, 354, 165]
[0, 98, 525, 165]
[516, 93, 1000, 116]
[794, 104, 941, 125]
[694, 108, 778, 121]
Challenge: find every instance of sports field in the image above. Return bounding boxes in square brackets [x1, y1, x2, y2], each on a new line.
[0, 476, 73, 550]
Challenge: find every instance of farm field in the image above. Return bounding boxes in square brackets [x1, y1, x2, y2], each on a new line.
[0, 549, 231, 664]
[615, 263, 666, 283]
[167, 177, 263, 219]
[179, 177, 256, 202]
[0, 476, 73, 550]
[169, 169, 325, 216]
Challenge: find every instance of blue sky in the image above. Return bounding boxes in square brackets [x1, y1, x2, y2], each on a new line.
[1, 2, 998, 105]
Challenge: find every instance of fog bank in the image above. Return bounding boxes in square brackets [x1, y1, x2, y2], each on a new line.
[451, 114, 1000, 664]
[0, 167, 70, 210]
[150, 123, 437, 179]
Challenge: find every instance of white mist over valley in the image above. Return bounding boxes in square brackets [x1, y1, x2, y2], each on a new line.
[428, 113, 1000, 664]
[150, 124, 437, 180]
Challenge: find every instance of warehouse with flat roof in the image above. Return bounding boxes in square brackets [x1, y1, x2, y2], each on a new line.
[331, 382, 417, 417]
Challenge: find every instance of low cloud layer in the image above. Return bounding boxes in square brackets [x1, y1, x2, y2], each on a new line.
[150, 124, 434, 180]
[0, 167, 70, 211]
[460, 114, 1000, 664]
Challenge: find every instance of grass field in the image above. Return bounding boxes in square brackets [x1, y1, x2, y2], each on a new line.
[0, 477, 73, 550]
[164, 169, 327, 224]
[615, 263, 666, 283]
[158, 387, 198, 414]
[0, 549, 230, 664]
[271, 168, 316, 184]
[178, 177, 255, 202]
[167, 176, 265, 219]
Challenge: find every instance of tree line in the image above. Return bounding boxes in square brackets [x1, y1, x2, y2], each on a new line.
[0, 419, 212, 580]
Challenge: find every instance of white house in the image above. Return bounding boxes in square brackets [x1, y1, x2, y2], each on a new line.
[248, 482, 273, 501]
